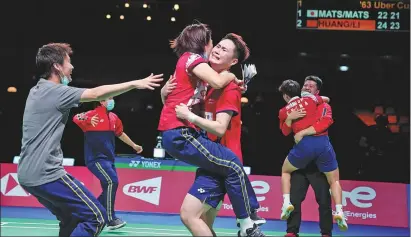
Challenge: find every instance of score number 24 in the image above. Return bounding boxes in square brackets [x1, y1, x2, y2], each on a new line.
[377, 11, 400, 30]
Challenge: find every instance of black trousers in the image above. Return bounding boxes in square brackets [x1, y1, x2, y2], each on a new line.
[287, 168, 333, 236]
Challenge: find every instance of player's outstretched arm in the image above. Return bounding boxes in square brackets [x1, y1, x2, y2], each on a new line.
[80, 73, 163, 102]
[192, 63, 235, 89]
[118, 132, 143, 154]
[175, 103, 232, 137]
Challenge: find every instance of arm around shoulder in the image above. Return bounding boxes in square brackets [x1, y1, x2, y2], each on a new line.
[192, 63, 234, 89]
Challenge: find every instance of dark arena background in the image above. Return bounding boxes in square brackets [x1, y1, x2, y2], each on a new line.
[1, 0, 410, 236]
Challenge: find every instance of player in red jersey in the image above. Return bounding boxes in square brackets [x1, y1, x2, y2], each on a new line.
[284, 76, 334, 237]
[163, 34, 265, 236]
[158, 24, 265, 237]
[290, 76, 348, 231]
[72, 97, 143, 230]
[278, 79, 347, 231]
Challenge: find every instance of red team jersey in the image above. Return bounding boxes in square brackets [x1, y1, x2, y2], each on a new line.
[278, 95, 324, 136]
[73, 106, 124, 164]
[73, 106, 123, 136]
[205, 82, 243, 162]
[280, 102, 333, 137]
[158, 52, 208, 131]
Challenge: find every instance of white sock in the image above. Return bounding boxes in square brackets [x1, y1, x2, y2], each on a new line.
[283, 194, 290, 205]
[336, 204, 343, 213]
[239, 217, 254, 232]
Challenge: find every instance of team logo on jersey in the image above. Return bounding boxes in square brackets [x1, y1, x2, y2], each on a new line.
[186, 53, 201, 71]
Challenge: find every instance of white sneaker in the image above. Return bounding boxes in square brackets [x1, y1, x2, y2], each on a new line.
[280, 203, 294, 220]
[334, 211, 348, 231]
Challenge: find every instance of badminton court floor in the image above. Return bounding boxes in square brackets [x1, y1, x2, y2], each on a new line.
[1, 207, 409, 236]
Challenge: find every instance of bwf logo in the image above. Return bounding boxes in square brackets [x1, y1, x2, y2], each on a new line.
[123, 177, 162, 205]
[0, 173, 31, 197]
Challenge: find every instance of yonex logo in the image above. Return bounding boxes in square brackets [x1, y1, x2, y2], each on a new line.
[0, 173, 31, 197]
[129, 160, 141, 168]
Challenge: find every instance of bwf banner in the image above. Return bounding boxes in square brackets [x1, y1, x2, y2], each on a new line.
[0, 163, 408, 228]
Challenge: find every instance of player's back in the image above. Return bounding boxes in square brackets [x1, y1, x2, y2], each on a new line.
[206, 82, 243, 161]
[158, 52, 207, 131]
[286, 95, 322, 134]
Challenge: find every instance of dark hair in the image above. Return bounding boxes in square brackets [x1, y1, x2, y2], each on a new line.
[278, 80, 301, 98]
[222, 33, 250, 63]
[170, 23, 212, 57]
[304, 75, 323, 90]
[36, 43, 73, 79]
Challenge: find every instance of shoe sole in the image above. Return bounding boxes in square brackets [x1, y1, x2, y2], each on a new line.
[236, 219, 266, 228]
[280, 205, 294, 220]
[333, 215, 348, 231]
[107, 222, 127, 230]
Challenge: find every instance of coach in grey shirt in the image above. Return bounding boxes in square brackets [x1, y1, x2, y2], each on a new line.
[18, 42, 163, 237]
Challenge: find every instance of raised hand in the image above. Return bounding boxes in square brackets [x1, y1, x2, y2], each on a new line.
[134, 73, 164, 90]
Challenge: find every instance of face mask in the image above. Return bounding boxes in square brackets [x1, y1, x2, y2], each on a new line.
[61, 75, 71, 85]
[57, 68, 72, 86]
[106, 99, 115, 111]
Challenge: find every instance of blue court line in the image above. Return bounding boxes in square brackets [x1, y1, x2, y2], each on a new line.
[1, 206, 409, 236]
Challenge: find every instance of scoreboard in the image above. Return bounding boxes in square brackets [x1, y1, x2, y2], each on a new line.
[296, 0, 410, 32]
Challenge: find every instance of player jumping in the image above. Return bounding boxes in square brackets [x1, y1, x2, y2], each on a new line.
[162, 33, 265, 236]
[277, 79, 348, 231]
[158, 23, 265, 236]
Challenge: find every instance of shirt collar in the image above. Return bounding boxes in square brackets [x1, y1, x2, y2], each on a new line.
[288, 96, 300, 103]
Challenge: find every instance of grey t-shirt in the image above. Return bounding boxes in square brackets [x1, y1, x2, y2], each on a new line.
[18, 79, 86, 187]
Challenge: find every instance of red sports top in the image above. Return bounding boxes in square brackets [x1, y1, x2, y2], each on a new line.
[281, 102, 333, 136]
[158, 52, 208, 131]
[205, 82, 243, 162]
[73, 105, 123, 136]
[278, 95, 324, 136]
[72, 105, 123, 164]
